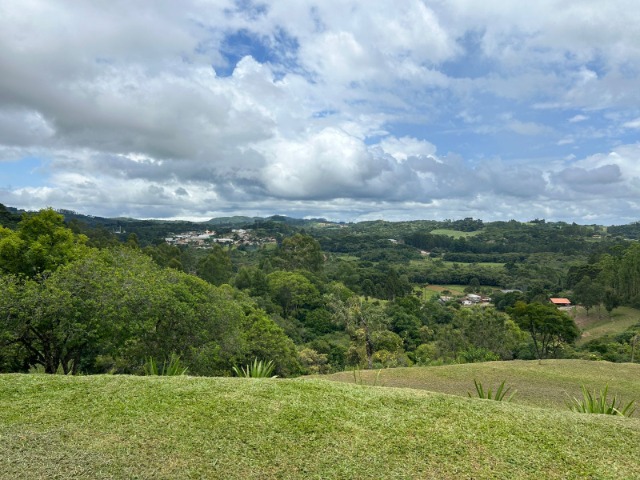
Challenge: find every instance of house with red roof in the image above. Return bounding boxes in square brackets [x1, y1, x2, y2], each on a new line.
[549, 297, 571, 307]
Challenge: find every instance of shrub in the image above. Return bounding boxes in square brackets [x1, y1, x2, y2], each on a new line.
[468, 379, 516, 401]
[567, 385, 635, 416]
[232, 358, 278, 378]
[143, 353, 188, 376]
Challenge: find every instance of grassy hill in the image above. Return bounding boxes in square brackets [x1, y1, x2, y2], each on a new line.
[323, 359, 640, 410]
[1, 361, 640, 479]
[573, 306, 640, 346]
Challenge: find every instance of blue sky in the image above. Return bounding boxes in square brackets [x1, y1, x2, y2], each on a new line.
[1, 0, 640, 224]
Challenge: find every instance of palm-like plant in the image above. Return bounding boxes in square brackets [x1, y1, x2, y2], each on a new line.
[232, 358, 278, 378]
[468, 379, 516, 401]
[143, 353, 188, 376]
[567, 385, 635, 416]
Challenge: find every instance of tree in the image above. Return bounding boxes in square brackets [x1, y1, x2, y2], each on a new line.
[196, 245, 232, 286]
[572, 276, 602, 316]
[330, 297, 388, 369]
[508, 301, 579, 360]
[456, 307, 525, 360]
[277, 233, 324, 272]
[0, 208, 88, 276]
[0, 247, 300, 376]
[267, 271, 319, 319]
[603, 288, 620, 318]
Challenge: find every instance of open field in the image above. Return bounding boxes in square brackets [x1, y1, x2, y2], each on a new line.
[573, 306, 640, 346]
[409, 258, 505, 269]
[424, 284, 467, 295]
[324, 360, 640, 410]
[418, 284, 467, 300]
[441, 260, 505, 269]
[429, 228, 484, 238]
[1, 362, 639, 479]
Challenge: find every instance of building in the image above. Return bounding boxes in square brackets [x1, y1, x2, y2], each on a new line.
[550, 297, 571, 307]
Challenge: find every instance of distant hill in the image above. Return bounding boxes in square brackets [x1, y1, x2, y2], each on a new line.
[204, 215, 260, 226]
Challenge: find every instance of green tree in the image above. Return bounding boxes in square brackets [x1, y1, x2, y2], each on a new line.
[196, 245, 233, 286]
[508, 301, 579, 360]
[0, 247, 300, 376]
[572, 276, 602, 316]
[603, 288, 620, 318]
[0, 208, 88, 276]
[456, 307, 525, 360]
[330, 297, 388, 369]
[267, 271, 319, 319]
[277, 233, 324, 272]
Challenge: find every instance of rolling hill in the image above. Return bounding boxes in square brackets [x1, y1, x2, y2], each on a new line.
[1, 360, 639, 479]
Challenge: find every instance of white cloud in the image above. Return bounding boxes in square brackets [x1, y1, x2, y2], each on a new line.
[623, 118, 640, 129]
[1, 0, 640, 224]
[569, 115, 589, 123]
[378, 137, 437, 162]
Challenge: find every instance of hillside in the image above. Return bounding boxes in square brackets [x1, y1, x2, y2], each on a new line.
[323, 359, 640, 410]
[1, 365, 639, 479]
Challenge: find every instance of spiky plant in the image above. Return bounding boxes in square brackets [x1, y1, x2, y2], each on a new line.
[567, 385, 635, 416]
[232, 358, 278, 378]
[468, 379, 516, 402]
[143, 353, 188, 376]
[352, 366, 385, 386]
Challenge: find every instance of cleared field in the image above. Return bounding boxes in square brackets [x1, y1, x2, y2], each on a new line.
[441, 260, 505, 268]
[574, 306, 640, 346]
[429, 228, 484, 238]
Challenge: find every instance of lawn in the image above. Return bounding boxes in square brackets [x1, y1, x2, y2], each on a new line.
[429, 228, 484, 238]
[1, 364, 639, 479]
[323, 359, 640, 411]
[573, 306, 640, 346]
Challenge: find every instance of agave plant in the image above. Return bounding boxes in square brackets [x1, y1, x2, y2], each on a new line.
[143, 353, 189, 376]
[468, 379, 516, 402]
[232, 358, 278, 378]
[352, 366, 385, 386]
[567, 385, 635, 416]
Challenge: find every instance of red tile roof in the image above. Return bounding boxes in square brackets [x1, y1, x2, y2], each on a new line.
[550, 298, 571, 304]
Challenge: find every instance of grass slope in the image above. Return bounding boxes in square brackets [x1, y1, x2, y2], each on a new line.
[573, 306, 640, 346]
[1, 370, 639, 479]
[325, 360, 640, 410]
[429, 228, 484, 238]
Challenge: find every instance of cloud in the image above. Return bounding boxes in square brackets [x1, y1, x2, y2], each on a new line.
[569, 115, 589, 123]
[623, 118, 640, 129]
[1, 1, 640, 225]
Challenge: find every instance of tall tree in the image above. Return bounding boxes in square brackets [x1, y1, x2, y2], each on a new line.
[277, 233, 324, 272]
[196, 245, 233, 286]
[0, 208, 88, 276]
[330, 297, 388, 369]
[572, 276, 602, 316]
[508, 302, 579, 360]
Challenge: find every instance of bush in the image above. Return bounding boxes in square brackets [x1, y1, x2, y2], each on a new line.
[468, 379, 516, 402]
[567, 385, 635, 416]
[232, 358, 278, 378]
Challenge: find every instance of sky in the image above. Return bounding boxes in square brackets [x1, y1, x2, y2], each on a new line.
[1, 1, 640, 224]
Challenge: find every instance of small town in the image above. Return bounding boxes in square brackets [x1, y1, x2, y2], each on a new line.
[164, 228, 277, 248]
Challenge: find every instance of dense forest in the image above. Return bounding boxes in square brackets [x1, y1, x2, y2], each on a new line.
[1, 204, 639, 376]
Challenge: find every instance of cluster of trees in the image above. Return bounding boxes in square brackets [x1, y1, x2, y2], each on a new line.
[0, 210, 298, 376]
[3, 206, 640, 376]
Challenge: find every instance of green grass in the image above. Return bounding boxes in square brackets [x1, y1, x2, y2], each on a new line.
[423, 284, 467, 296]
[429, 228, 484, 238]
[1, 365, 639, 479]
[410, 259, 505, 269]
[574, 306, 640, 346]
[441, 260, 505, 269]
[324, 360, 640, 411]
